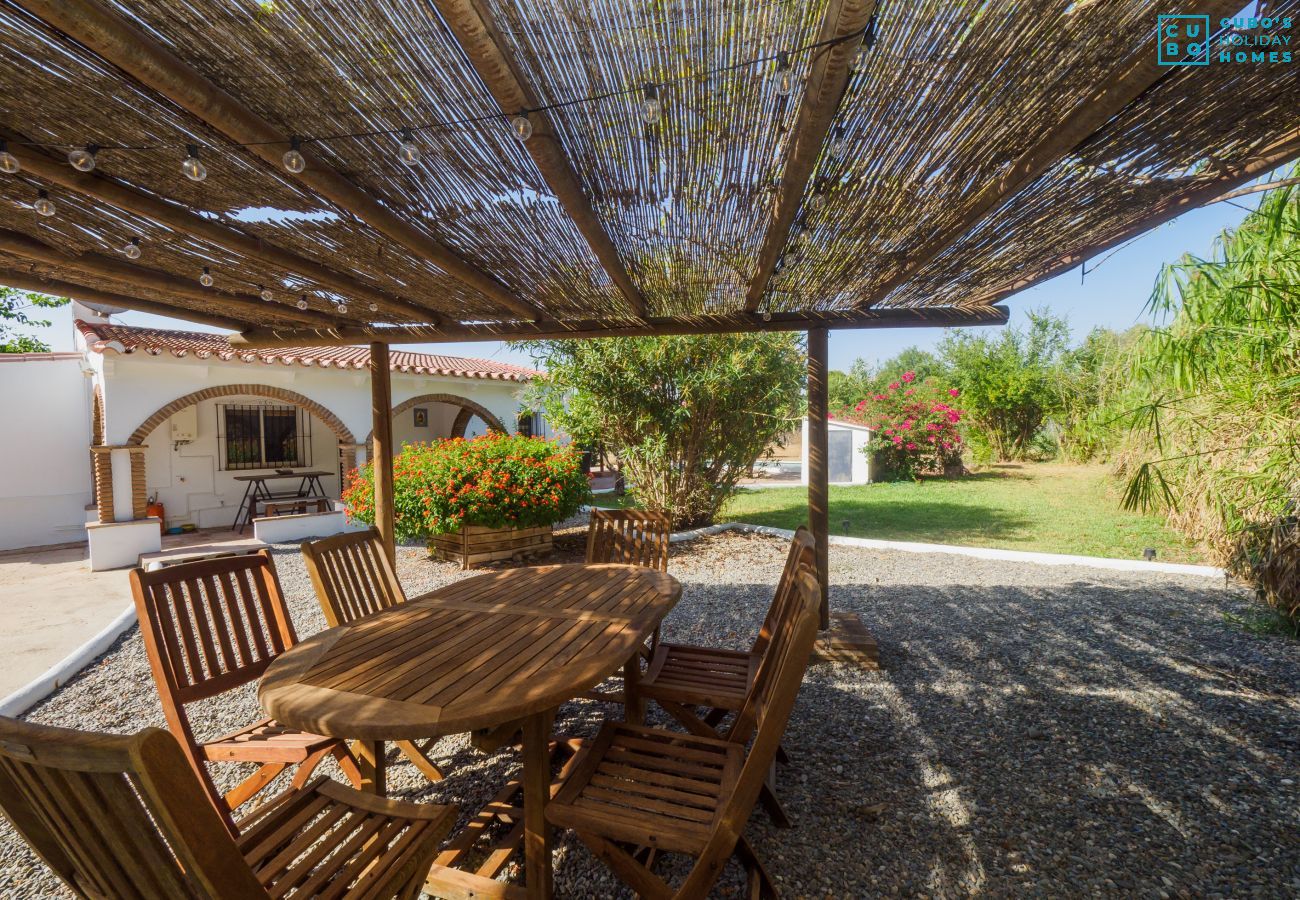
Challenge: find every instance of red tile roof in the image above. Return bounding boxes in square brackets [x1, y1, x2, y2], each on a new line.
[76, 321, 541, 382]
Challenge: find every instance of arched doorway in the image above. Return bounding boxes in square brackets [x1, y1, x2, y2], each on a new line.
[125, 384, 357, 530]
[367, 393, 508, 456]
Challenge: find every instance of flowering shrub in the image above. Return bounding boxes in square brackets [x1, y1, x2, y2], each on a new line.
[342, 433, 590, 539]
[839, 373, 965, 480]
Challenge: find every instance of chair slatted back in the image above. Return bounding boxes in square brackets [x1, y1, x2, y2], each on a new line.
[131, 550, 297, 707]
[0, 716, 268, 899]
[751, 526, 817, 659]
[301, 527, 406, 627]
[727, 555, 820, 745]
[586, 509, 671, 571]
[681, 570, 821, 893]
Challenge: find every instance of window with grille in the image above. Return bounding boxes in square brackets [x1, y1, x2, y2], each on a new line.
[217, 404, 311, 470]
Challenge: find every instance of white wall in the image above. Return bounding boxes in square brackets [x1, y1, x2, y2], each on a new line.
[0, 355, 93, 550]
[100, 354, 526, 449]
[140, 396, 344, 529]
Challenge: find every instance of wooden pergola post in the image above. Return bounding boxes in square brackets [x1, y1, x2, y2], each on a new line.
[370, 341, 396, 566]
[807, 326, 830, 629]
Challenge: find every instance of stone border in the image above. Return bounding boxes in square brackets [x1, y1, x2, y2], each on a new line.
[0, 605, 138, 717]
[671, 521, 1225, 578]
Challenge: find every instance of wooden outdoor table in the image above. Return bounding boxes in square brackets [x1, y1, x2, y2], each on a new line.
[259, 563, 681, 899]
[231, 469, 332, 533]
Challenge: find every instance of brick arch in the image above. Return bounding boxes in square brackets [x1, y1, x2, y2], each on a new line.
[367, 393, 507, 445]
[127, 384, 357, 447]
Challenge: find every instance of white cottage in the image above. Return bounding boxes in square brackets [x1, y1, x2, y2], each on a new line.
[0, 302, 545, 565]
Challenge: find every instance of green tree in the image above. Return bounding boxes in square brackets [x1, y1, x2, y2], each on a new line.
[939, 311, 1071, 461]
[1108, 179, 1300, 604]
[830, 347, 946, 412]
[520, 334, 805, 528]
[1, 287, 68, 352]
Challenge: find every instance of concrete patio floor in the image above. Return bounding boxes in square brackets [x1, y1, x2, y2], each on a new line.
[0, 528, 258, 700]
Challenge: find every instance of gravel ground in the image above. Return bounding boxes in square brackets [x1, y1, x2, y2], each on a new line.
[3, 529, 1299, 898]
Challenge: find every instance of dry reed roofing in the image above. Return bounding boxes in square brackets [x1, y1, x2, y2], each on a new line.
[0, 0, 1296, 344]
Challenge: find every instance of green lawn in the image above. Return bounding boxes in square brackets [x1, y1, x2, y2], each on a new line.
[597, 463, 1205, 563]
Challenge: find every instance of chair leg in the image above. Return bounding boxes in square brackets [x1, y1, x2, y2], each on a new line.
[577, 832, 674, 900]
[775, 743, 791, 766]
[291, 746, 334, 790]
[734, 834, 779, 899]
[395, 739, 445, 782]
[223, 761, 286, 810]
[332, 744, 365, 789]
[758, 764, 792, 829]
[703, 706, 729, 728]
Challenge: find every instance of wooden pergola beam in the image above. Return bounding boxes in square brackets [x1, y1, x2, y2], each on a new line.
[745, 0, 877, 312]
[429, 0, 648, 319]
[967, 128, 1300, 306]
[0, 131, 439, 325]
[855, 0, 1244, 310]
[231, 305, 1009, 348]
[0, 228, 339, 327]
[14, 0, 544, 322]
[0, 268, 248, 331]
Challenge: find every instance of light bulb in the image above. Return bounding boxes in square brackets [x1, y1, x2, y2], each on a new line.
[199, 266, 214, 287]
[336, 301, 348, 315]
[640, 84, 661, 126]
[123, 237, 141, 260]
[297, 295, 309, 310]
[283, 137, 306, 173]
[809, 192, 826, 212]
[181, 144, 207, 182]
[259, 285, 273, 301]
[774, 53, 794, 97]
[398, 128, 420, 165]
[762, 311, 773, 322]
[368, 303, 379, 312]
[69, 144, 98, 172]
[33, 190, 56, 217]
[829, 124, 849, 157]
[0, 141, 19, 174]
[511, 113, 533, 142]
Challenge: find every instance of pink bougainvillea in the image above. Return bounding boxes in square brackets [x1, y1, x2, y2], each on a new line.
[839, 376, 965, 480]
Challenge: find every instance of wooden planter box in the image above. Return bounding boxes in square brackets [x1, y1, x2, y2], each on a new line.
[429, 523, 553, 569]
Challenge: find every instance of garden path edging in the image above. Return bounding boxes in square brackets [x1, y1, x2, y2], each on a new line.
[673, 521, 1225, 578]
[0, 605, 138, 718]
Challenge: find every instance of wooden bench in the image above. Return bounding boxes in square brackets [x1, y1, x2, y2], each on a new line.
[261, 497, 332, 517]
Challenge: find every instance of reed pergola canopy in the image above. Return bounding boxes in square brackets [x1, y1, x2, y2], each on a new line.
[0, 0, 1294, 346]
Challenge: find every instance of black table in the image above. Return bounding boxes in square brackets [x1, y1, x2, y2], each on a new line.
[231, 470, 332, 533]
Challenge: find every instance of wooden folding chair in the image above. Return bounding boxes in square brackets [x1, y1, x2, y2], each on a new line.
[301, 527, 445, 783]
[584, 509, 673, 707]
[637, 526, 816, 826]
[546, 568, 822, 899]
[130, 550, 362, 825]
[0, 716, 455, 899]
[586, 508, 671, 573]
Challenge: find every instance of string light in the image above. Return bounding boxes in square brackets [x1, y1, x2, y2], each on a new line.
[511, 113, 533, 142]
[0, 141, 19, 174]
[762, 311, 773, 322]
[296, 294, 309, 310]
[397, 128, 420, 165]
[33, 189, 56, 217]
[68, 144, 98, 172]
[199, 265, 214, 287]
[368, 303, 378, 312]
[181, 144, 207, 182]
[335, 300, 349, 315]
[774, 52, 795, 97]
[858, 15, 879, 69]
[283, 137, 306, 173]
[808, 177, 828, 212]
[828, 124, 849, 157]
[122, 237, 141, 259]
[259, 285, 273, 301]
[640, 84, 661, 125]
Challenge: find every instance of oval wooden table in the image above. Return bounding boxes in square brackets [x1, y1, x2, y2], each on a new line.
[260, 563, 681, 900]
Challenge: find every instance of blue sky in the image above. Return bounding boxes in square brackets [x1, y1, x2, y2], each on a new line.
[26, 192, 1258, 373]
